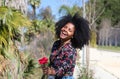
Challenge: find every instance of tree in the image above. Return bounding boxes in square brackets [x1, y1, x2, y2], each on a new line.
[0, 0, 28, 15]
[90, 0, 120, 46]
[0, 6, 32, 79]
[0, 6, 31, 47]
[97, 0, 120, 26]
[59, 5, 82, 16]
[38, 6, 55, 29]
[39, 6, 54, 20]
[84, 0, 110, 47]
[28, 0, 41, 19]
[98, 18, 111, 46]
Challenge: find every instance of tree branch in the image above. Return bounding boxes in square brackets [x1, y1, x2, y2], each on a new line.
[90, 7, 105, 27]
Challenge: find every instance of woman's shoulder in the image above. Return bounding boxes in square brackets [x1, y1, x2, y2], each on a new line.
[51, 40, 60, 52]
[53, 40, 60, 47]
[54, 40, 60, 44]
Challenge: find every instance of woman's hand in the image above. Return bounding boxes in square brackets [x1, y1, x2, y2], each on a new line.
[42, 67, 56, 75]
[48, 67, 56, 75]
[42, 67, 48, 75]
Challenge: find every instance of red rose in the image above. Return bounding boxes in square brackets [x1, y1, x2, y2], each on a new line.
[38, 57, 48, 79]
[38, 57, 48, 65]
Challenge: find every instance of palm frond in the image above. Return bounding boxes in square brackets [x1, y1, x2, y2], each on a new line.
[59, 5, 71, 15]
[29, 0, 41, 7]
[0, 35, 7, 48]
[59, 5, 82, 16]
[0, 6, 31, 47]
[0, 6, 31, 28]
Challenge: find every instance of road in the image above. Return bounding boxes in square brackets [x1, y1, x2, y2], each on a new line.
[73, 48, 120, 79]
[89, 48, 120, 79]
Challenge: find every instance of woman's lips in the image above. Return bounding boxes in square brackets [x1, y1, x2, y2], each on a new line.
[60, 31, 67, 38]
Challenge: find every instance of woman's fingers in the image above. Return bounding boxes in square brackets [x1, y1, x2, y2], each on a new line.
[41, 67, 56, 75]
[48, 67, 51, 74]
[48, 67, 56, 75]
[42, 67, 48, 74]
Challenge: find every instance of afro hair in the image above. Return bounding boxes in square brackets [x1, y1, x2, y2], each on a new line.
[55, 13, 90, 49]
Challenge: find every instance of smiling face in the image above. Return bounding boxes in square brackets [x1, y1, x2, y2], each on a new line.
[60, 23, 75, 41]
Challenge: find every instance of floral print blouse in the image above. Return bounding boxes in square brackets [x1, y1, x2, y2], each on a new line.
[49, 40, 77, 78]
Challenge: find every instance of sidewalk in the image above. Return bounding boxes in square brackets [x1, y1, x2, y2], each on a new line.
[89, 48, 120, 79]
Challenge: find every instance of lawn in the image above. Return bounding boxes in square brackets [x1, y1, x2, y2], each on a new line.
[97, 46, 120, 53]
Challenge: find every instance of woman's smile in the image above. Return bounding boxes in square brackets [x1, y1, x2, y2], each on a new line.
[60, 31, 68, 38]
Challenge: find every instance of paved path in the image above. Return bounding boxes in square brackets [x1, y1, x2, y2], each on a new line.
[89, 48, 120, 79]
[73, 48, 120, 79]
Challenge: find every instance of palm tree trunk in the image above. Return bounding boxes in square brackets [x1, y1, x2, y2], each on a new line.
[32, 5, 36, 20]
[82, 0, 86, 18]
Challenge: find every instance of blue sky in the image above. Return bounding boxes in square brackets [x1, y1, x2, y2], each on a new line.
[39, 0, 86, 20]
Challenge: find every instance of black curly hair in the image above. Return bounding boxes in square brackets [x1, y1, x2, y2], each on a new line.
[55, 13, 90, 49]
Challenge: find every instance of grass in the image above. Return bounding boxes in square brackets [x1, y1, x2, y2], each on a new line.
[97, 46, 120, 53]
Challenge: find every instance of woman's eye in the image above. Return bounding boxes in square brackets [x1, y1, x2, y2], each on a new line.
[69, 29, 72, 32]
[64, 26, 67, 28]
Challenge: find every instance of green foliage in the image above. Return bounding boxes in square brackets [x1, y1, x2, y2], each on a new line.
[33, 19, 55, 33]
[28, 0, 41, 19]
[29, 0, 40, 7]
[0, 6, 37, 79]
[98, 46, 120, 53]
[25, 19, 55, 43]
[0, 6, 31, 48]
[78, 67, 94, 79]
[38, 6, 54, 20]
[23, 57, 41, 79]
[0, 7, 31, 27]
[0, 40, 42, 79]
[59, 5, 82, 16]
[95, 0, 120, 25]
[76, 62, 94, 79]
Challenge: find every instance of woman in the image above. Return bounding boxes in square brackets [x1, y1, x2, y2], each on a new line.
[42, 13, 90, 79]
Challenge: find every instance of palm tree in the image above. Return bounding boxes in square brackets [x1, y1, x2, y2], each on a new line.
[28, 0, 41, 19]
[39, 6, 54, 20]
[27, 6, 55, 35]
[39, 6, 55, 30]
[0, 6, 32, 79]
[59, 5, 82, 16]
[0, 6, 31, 46]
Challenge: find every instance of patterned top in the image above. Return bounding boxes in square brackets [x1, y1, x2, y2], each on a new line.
[49, 40, 77, 78]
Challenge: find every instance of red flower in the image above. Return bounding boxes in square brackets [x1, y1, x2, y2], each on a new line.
[38, 57, 48, 65]
[38, 57, 48, 79]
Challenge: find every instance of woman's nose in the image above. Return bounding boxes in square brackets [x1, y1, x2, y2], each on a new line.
[64, 28, 68, 32]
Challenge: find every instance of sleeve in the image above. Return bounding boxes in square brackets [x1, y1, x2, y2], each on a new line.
[55, 48, 77, 76]
[49, 40, 60, 66]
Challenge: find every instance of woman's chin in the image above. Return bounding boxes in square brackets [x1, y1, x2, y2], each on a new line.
[60, 35, 66, 39]
[60, 37, 65, 40]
